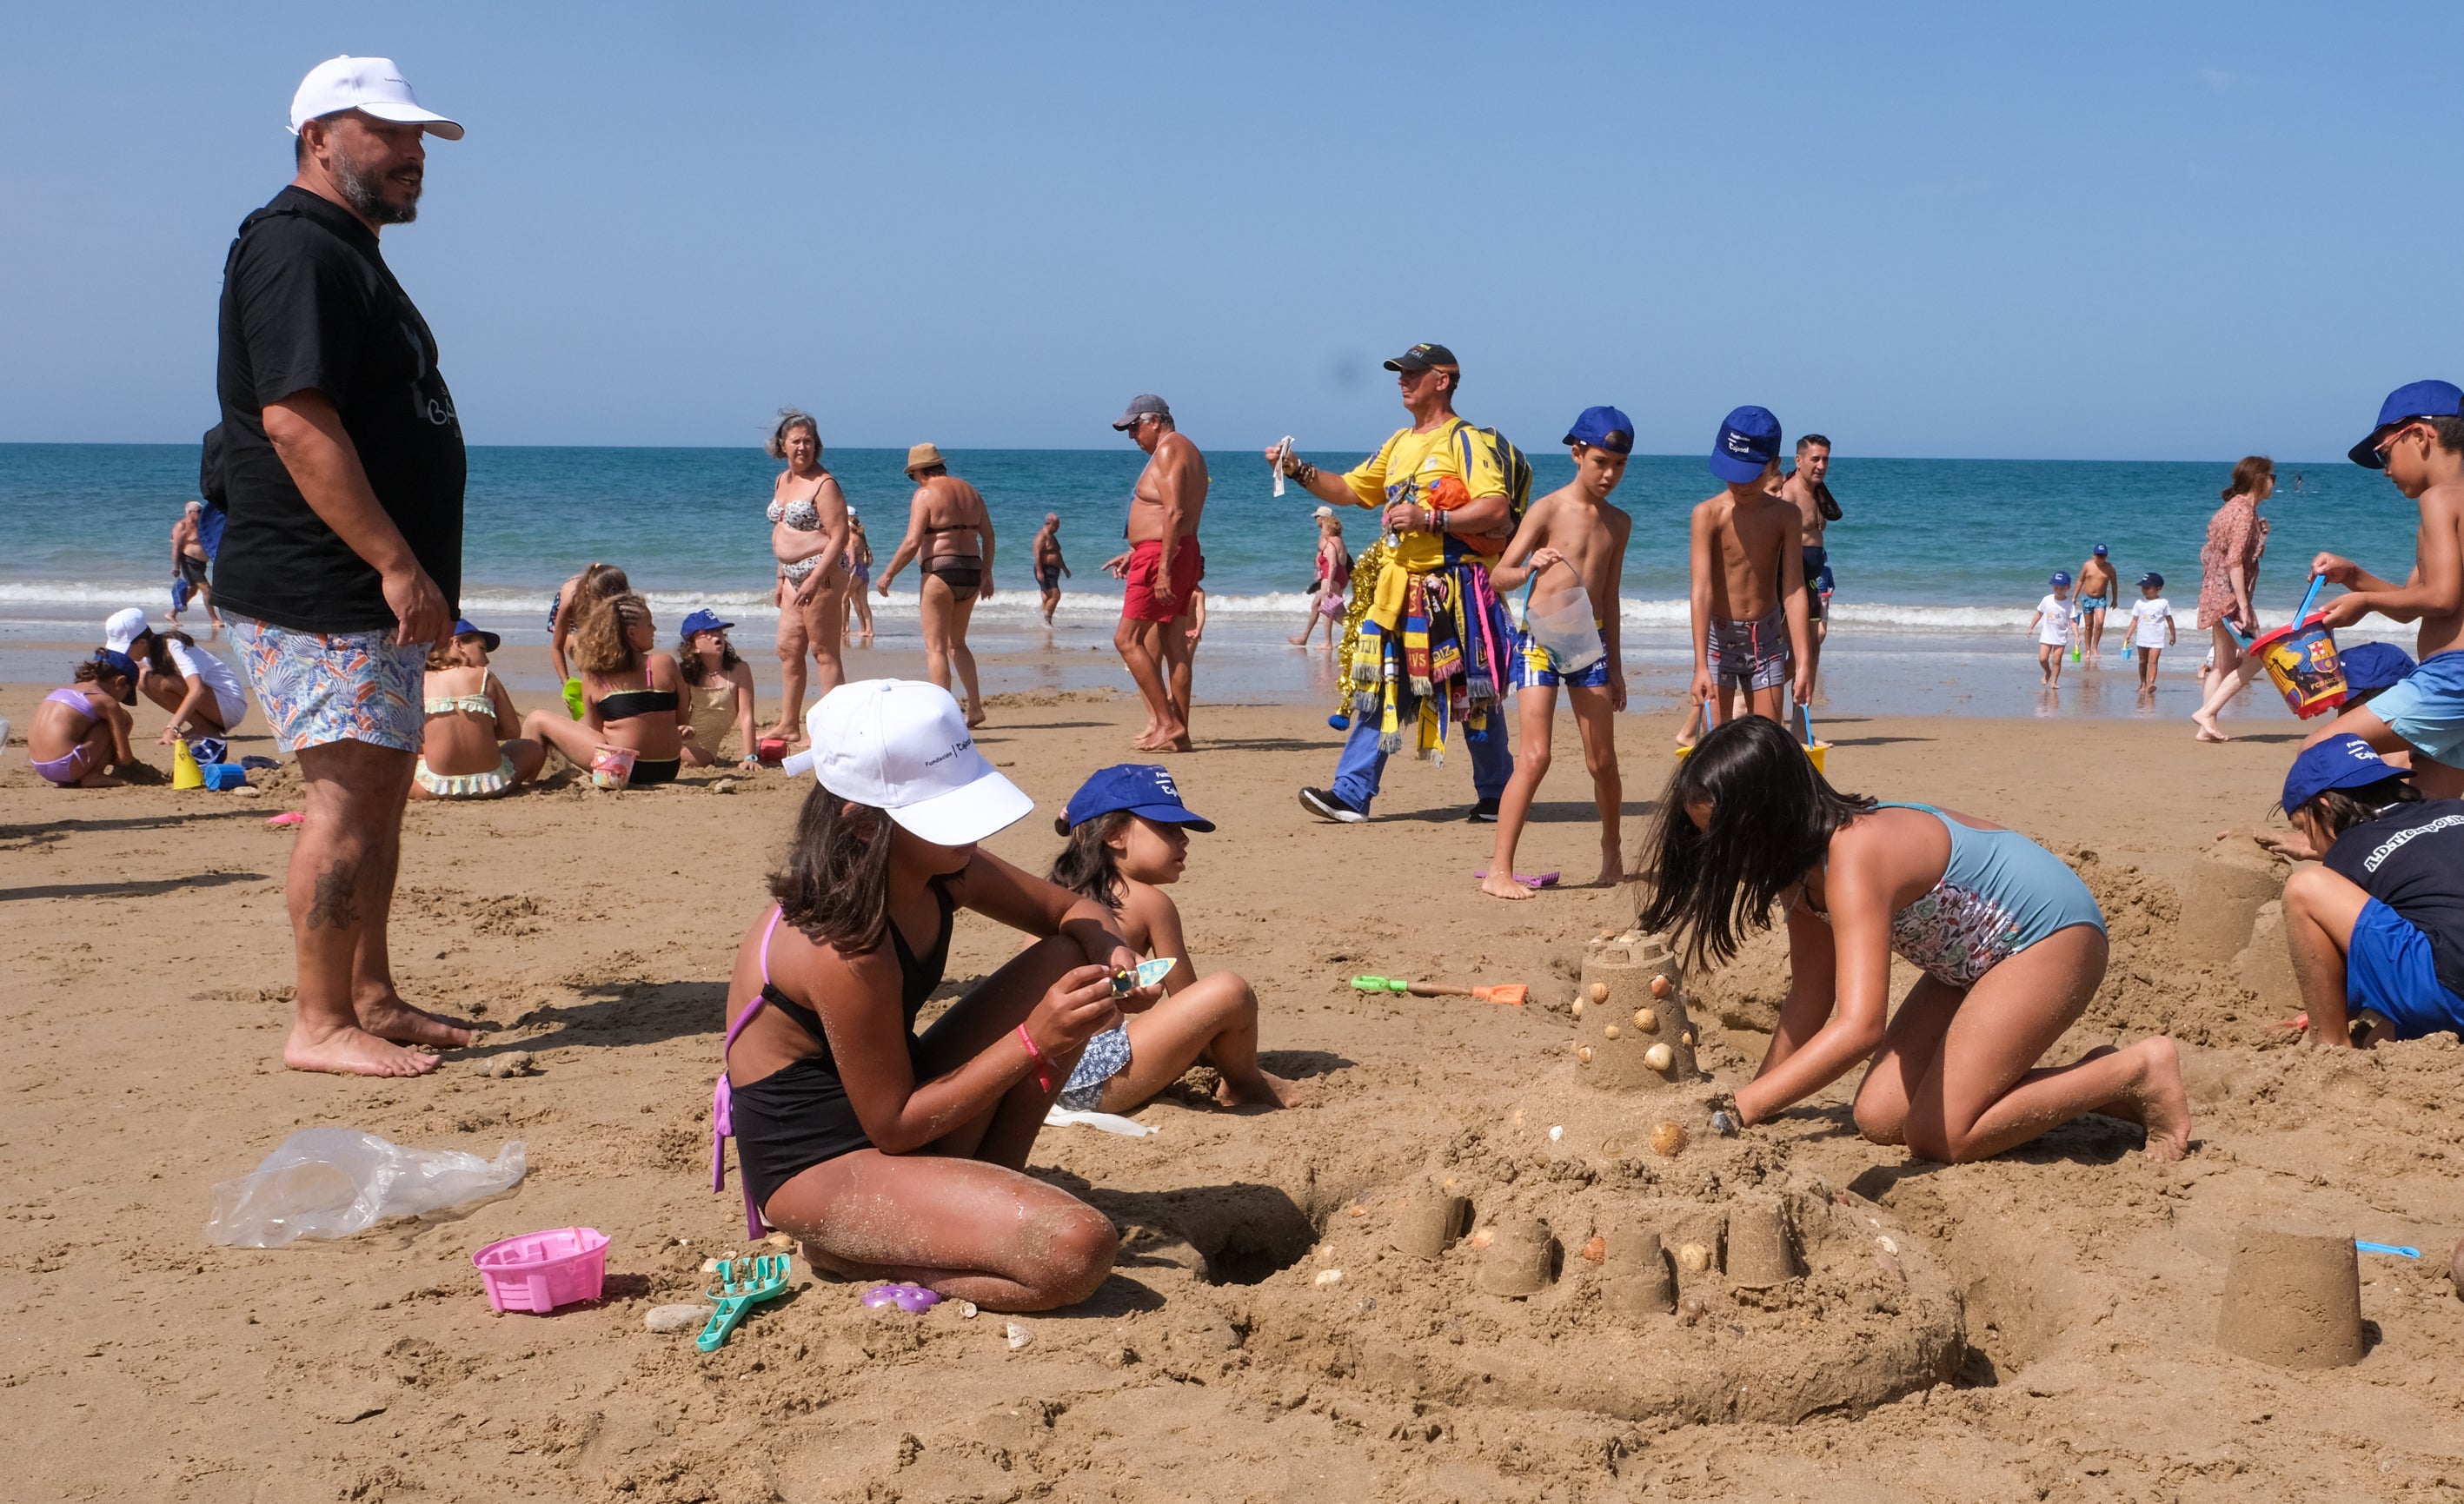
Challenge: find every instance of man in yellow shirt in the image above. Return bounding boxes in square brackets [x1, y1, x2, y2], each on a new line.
[1270, 342, 1520, 822]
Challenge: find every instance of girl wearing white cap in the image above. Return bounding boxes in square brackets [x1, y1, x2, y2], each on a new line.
[714, 679, 1155, 1311]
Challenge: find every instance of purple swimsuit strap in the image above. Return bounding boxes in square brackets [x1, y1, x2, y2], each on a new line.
[721, 907, 787, 1057]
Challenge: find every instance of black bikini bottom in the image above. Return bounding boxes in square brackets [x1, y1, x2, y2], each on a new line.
[923, 558, 982, 598]
[630, 757, 681, 786]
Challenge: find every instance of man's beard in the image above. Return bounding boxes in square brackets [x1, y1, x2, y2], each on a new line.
[334, 152, 420, 225]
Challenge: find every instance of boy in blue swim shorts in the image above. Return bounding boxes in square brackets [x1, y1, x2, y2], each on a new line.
[1480, 407, 1635, 900]
[2274, 734, 2464, 1045]
[2305, 380, 2464, 798]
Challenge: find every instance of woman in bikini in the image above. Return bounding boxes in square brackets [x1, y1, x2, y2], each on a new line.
[716, 680, 1149, 1310]
[763, 409, 852, 745]
[877, 443, 994, 726]
[842, 512, 876, 646]
[413, 620, 546, 799]
[521, 593, 687, 788]
[28, 652, 139, 788]
[675, 608, 760, 770]
[1637, 715, 2190, 1163]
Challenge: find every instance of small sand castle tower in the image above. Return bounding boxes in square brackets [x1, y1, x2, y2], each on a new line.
[1571, 929, 1703, 1090]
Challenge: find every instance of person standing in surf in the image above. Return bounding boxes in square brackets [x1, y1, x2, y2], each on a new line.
[1106, 395, 1208, 752]
[1033, 513, 1071, 626]
[1775, 434, 1839, 739]
[875, 443, 994, 727]
[2075, 543, 2117, 663]
[761, 408, 852, 745]
[2188, 457, 2274, 741]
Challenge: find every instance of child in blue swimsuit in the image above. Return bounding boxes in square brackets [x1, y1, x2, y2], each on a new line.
[1638, 716, 2191, 1164]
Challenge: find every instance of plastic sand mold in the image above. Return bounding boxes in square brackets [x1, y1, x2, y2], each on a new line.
[697, 1254, 792, 1352]
[2356, 1241, 2421, 1259]
[860, 1282, 942, 1313]
[1112, 957, 1175, 994]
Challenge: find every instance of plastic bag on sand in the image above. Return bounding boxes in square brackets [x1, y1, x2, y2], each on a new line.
[205, 1128, 527, 1248]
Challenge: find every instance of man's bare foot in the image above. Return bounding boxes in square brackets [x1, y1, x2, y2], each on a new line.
[1480, 871, 1537, 902]
[285, 1020, 441, 1077]
[355, 996, 479, 1049]
[1594, 853, 1623, 888]
[1216, 1069, 1305, 1110]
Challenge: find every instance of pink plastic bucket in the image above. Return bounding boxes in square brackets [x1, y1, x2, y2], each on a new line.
[471, 1227, 609, 1313]
[588, 745, 638, 790]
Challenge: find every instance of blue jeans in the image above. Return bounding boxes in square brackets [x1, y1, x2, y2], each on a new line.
[1331, 708, 1513, 814]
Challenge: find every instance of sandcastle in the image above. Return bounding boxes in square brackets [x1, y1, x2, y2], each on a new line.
[1232, 926, 1969, 1425]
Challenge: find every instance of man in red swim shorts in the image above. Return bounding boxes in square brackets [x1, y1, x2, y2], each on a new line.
[1106, 394, 1209, 752]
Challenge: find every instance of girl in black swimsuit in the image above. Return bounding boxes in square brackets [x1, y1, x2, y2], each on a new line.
[716, 679, 1151, 1312]
[520, 593, 687, 786]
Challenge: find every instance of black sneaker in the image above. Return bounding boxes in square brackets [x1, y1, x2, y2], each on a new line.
[1465, 797, 1500, 824]
[1298, 786, 1365, 824]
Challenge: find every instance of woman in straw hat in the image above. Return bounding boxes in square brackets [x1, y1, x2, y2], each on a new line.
[876, 443, 995, 725]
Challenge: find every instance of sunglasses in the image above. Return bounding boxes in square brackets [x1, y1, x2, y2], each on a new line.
[2375, 419, 2432, 464]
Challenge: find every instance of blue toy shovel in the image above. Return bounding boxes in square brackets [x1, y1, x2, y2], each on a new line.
[696, 1254, 792, 1352]
[2356, 1240, 2421, 1259]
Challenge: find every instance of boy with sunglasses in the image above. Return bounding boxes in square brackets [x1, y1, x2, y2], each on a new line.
[2303, 381, 2464, 796]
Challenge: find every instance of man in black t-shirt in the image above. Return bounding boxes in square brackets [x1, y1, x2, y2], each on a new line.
[216, 56, 474, 1078]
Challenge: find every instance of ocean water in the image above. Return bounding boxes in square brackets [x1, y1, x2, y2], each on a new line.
[0, 441, 2427, 718]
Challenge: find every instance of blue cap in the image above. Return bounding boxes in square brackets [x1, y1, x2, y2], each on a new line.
[450, 618, 501, 653]
[2138, 572, 2164, 590]
[1563, 406, 1635, 455]
[1709, 406, 1782, 484]
[2092, 543, 2109, 557]
[2350, 380, 2464, 467]
[2283, 733, 2408, 812]
[2338, 640, 2418, 695]
[1061, 764, 1215, 832]
[679, 608, 736, 638]
[2050, 572, 2072, 586]
[95, 648, 140, 701]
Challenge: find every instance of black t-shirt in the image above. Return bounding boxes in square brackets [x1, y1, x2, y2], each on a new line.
[2323, 798, 2464, 997]
[211, 186, 464, 633]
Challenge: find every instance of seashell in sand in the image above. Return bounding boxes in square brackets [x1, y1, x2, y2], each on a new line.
[1650, 1122, 1688, 1158]
[1632, 1008, 1657, 1033]
[1589, 982, 1610, 1004]
[1603, 1024, 1620, 1040]
[1677, 1295, 1706, 1326]
[1676, 1242, 1710, 1274]
[1650, 974, 1671, 999]
[1680, 1030, 1696, 1048]
[1577, 1046, 1594, 1063]
[1644, 1043, 1674, 1071]
[1006, 1321, 1033, 1349]
[1571, 998, 1584, 1018]
[1313, 1268, 1344, 1287]
[1548, 1124, 1564, 1142]
[1469, 1225, 1497, 1250]
[1580, 1236, 1606, 1263]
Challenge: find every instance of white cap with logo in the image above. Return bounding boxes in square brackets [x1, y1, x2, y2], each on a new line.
[806, 679, 1032, 846]
[289, 56, 465, 140]
[104, 607, 151, 654]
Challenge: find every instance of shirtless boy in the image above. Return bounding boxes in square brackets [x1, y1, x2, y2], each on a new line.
[1774, 434, 1836, 730]
[1689, 406, 1814, 727]
[1106, 394, 1209, 752]
[2302, 381, 2464, 797]
[1481, 407, 1635, 900]
[168, 500, 223, 635]
[2075, 544, 2117, 662]
[1033, 513, 1071, 625]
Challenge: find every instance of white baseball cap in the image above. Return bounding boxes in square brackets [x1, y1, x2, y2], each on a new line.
[807, 679, 1031, 846]
[104, 607, 151, 653]
[289, 56, 465, 141]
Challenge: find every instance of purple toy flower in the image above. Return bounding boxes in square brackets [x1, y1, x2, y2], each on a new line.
[860, 1282, 941, 1314]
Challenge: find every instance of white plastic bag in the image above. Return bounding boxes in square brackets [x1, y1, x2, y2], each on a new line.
[1043, 1107, 1159, 1137]
[204, 1128, 527, 1248]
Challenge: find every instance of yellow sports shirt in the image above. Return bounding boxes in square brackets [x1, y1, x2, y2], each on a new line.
[1343, 417, 1508, 573]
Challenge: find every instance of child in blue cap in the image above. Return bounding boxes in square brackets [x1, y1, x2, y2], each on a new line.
[2125, 573, 2176, 694]
[2301, 380, 2464, 794]
[2029, 573, 2075, 687]
[2267, 734, 2464, 1044]
[1687, 406, 1812, 730]
[1480, 406, 1637, 901]
[1046, 765, 1304, 1111]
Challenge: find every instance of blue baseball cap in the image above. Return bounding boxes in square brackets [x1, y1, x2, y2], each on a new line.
[450, 618, 501, 653]
[1061, 764, 1215, 832]
[95, 648, 141, 700]
[2138, 571, 2164, 590]
[1710, 406, 1782, 484]
[2350, 380, 2464, 468]
[679, 608, 736, 638]
[2337, 640, 2417, 695]
[2050, 571, 2072, 586]
[2283, 733, 2408, 812]
[2092, 543, 2109, 557]
[1563, 406, 1635, 455]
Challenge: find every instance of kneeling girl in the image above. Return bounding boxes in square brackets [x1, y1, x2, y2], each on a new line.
[1637, 716, 2190, 1163]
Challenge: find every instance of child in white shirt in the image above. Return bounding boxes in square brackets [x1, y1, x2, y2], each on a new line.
[2125, 572, 2176, 693]
[2028, 573, 2075, 686]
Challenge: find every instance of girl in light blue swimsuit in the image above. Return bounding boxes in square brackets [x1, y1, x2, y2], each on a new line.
[1639, 716, 2190, 1164]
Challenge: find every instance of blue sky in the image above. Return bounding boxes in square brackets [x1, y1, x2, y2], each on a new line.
[0, 3, 2452, 458]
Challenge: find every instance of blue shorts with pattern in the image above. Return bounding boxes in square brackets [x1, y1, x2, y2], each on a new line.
[1510, 628, 1613, 691]
[233, 620, 428, 754]
[1057, 1024, 1133, 1110]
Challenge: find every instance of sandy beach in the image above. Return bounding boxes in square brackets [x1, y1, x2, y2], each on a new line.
[5, 656, 2461, 1503]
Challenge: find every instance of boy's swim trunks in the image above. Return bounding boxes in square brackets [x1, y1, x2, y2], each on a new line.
[1707, 606, 1789, 691]
[1511, 626, 1613, 690]
[2367, 650, 2464, 770]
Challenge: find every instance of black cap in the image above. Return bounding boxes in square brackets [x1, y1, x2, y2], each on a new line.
[1382, 342, 1459, 374]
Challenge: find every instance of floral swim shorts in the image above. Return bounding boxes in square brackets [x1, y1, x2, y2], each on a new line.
[1057, 1024, 1133, 1111]
[233, 620, 428, 754]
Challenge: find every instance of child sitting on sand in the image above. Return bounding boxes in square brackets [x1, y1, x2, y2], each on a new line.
[2266, 735, 2464, 1046]
[1637, 715, 2190, 1163]
[28, 652, 139, 788]
[716, 679, 1152, 1310]
[1482, 406, 1636, 899]
[2029, 573, 2075, 687]
[675, 608, 760, 770]
[2126, 573, 2176, 693]
[522, 593, 687, 788]
[1046, 765, 1304, 1112]
[548, 562, 630, 714]
[414, 620, 546, 799]
[104, 608, 248, 757]
[1689, 406, 1812, 728]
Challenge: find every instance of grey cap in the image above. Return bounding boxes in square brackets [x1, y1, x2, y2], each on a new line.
[1112, 394, 1172, 431]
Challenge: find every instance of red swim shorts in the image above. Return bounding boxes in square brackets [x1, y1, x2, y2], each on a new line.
[1121, 538, 1204, 623]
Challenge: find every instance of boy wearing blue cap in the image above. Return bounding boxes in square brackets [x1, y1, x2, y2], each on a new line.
[1689, 406, 1813, 729]
[2302, 381, 2464, 797]
[2125, 573, 2175, 693]
[2029, 573, 2075, 687]
[1479, 408, 1637, 900]
[2268, 735, 2464, 1045]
